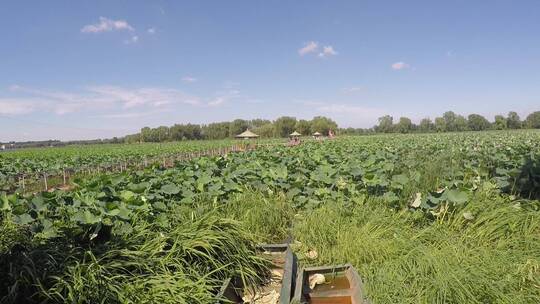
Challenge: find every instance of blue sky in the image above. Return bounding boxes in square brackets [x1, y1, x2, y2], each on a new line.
[1, 0, 539, 141]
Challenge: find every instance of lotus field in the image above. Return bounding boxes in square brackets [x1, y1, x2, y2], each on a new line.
[1, 130, 540, 303]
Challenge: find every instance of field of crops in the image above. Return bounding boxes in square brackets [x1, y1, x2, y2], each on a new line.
[1, 130, 540, 303]
[0, 139, 283, 193]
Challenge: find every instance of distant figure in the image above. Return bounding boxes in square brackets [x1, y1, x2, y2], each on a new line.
[328, 130, 335, 139]
[288, 136, 301, 146]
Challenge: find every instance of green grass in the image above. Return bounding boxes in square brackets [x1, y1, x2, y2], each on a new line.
[1, 209, 271, 304]
[292, 188, 540, 303]
[2, 188, 539, 303]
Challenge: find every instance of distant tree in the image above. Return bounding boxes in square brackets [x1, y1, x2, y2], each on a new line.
[249, 119, 271, 129]
[140, 127, 152, 142]
[158, 126, 170, 142]
[376, 115, 394, 133]
[124, 134, 140, 144]
[507, 111, 521, 129]
[273, 116, 297, 137]
[228, 119, 249, 137]
[468, 114, 491, 131]
[253, 123, 275, 138]
[525, 111, 540, 128]
[295, 119, 311, 136]
[419, 118, 435, 132]
[493, 115, 507, 130]
[170, 124, 185, 141]
[434, 117, 446, 132]
[183, 124, 202, 140]
[442, 111, 458, 131]
[455, 115, 469, 132]
[203, 122, 230, 140]
[311, 116, 338, 135]
[396, 117, 413, 133]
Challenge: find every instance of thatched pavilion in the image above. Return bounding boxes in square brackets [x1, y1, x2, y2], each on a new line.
[235, 129, 259, 139]
[289, 131, 301, 137]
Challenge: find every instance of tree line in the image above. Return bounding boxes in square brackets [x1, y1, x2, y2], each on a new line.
[4, 111, 539, 148]
[341, 111, 540, 135]
[123, 116, 338, 143]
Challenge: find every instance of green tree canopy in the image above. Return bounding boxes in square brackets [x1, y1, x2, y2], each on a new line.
[311, 116, 338, 135]
[376, 115, 394, 133]
[493, 115, 507, 130]
[228, 119, 249, 137]
[507, 111, 521, 129]
[273, 116, 297, 137]
[295, 119, 311, 136]
[526, 111, 540, 128]
[468, 114, 491, 131]
[442, 111, 458, 131]
[434, 117, 446, 132]
[396, 117, 413, 133]
[419, 118, 435, 132]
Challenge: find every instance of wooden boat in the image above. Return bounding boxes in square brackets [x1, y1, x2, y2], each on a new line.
[216, 243, 297, 303]
[293, 264, 370, 304]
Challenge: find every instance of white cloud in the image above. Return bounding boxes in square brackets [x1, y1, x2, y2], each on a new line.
[208, 97, 225, 107]
[124, 35, 139, 44]
[81, 17, 134, 33]
[298, 41, 319, 56]
[182, 76, 197, 83]
[391, 62, 410, 70]
[147, 27, 156, 34]
[0, 85, 204, 117]
[0, 99, 36, 115]
[318, 45, 337, 57]
[98, 111, 162, 119]
[86, 86, 200, 108]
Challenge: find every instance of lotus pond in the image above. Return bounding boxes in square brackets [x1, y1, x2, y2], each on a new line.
[1, 130, 539, 303]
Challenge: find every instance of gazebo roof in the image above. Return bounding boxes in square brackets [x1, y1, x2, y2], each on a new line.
[236, 129, 259, 138]
[313, 131, 322, 136]
[290, 131, 301, 136]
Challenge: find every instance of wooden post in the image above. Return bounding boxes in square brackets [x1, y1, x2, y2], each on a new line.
[43, 174, 48, 191]
[21, 175, 26, 192]
[63, 169, 66, 185]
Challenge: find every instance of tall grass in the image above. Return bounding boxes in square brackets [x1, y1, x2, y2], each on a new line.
[1, 209, 270, 303]
[292, 187, 540, 303]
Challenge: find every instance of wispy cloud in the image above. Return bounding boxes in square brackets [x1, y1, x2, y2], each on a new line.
[98, 110, 164, 119]
[341, 86, 363, 93]
[1, 83, 253, 117]
[208, 97, 225, 107]
[298, 41, 319, 56]
[1, 85, 204, 116]
[81, 17, 134, 33]
[0, 99, 36, 115]
[86, 86, 200, 108]
[124, 35, 139, 44]
[147, 27, 156, 34]
[318, 45, 337, 57]
[391, 62, 410, 70]
[182, 76, 197, 83]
